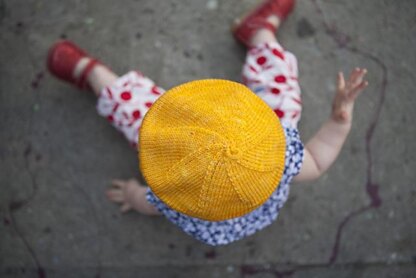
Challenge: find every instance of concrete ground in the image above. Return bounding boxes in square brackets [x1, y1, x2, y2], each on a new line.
[1, 0, 415, 277]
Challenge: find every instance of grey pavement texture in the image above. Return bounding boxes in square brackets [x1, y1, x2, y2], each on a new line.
[1, 0, 416, 277]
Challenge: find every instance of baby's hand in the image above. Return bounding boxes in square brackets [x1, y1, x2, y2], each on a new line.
[332, 68, 368, 124]
[106, 178, 146, 213]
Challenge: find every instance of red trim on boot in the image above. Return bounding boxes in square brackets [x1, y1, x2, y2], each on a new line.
[77, 59, 99, 89]
[47, 40, 102, 90]
[232, 0, 295, 48]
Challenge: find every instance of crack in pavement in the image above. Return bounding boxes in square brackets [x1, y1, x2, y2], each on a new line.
[4, 26, 104, 276]
[311, 0, 386, 266]
[6, 143, 46, 278]
[2, 29, 53, 274]
[7, 110, 104, 278]
[65, 176, 104, 278]
[0, 0, 6, 24]
[4, 37, 49, 276]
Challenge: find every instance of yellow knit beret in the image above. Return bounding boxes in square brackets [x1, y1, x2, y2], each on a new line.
[139, 79, 286, 221]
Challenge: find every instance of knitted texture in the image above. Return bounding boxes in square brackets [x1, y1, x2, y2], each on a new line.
[139, 79, 286, 221]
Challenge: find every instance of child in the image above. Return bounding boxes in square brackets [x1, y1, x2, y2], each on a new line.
[47, 0, 368, 245]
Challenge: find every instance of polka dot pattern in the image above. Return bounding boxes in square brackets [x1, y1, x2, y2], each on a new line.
[272, 48, 285, 60]
[121, 91, 132, 101]
[242, 42, 302, 127]
[132, 110, 141, 119]
[97, 71, 165, 146]
[274, 108, 285, 118]
[271, 88, 281, 95]
[274, 75, 287, 83]
[257, 56, 267, 65]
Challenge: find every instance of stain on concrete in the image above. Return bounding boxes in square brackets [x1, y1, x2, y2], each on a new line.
[31, 72, 44, 90]
[240, 265, 294, 278]
[3, 217, 11, 226]
[0, 0, 6, 23]
[296, 18, 315, 38]
[185, 245, 193, 257]
[204, 249, 216, 259]
[312, 0, 387, 266]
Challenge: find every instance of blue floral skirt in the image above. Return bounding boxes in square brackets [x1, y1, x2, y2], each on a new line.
[146, 126, 304, 245]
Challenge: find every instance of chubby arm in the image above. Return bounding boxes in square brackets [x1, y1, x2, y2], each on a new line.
[106, 179, 161, 215]
[294, 68, 368, 182]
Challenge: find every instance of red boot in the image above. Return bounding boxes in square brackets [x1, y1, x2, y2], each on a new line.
[47, 40, 102, 89]
[232, 0, 295, 48]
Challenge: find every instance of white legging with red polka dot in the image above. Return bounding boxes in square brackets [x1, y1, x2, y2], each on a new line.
[97, 41, 302, 147]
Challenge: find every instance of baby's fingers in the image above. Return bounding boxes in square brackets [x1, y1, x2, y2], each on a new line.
[337, 72, 346, 92]
[349, 68, 364, 81]
[111, 179, 126, 189]
[106, 189, 124, 202]
[349, 68, 361, 82]
[349, 80, 369, 100]
[350, 68, 367, 87]
[120, 203, 132, 213]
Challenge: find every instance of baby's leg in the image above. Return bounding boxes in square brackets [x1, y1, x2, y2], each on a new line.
[95, 71, 165, 148]
[242, 42, 302, 128]
[82, 60, 163, 214]
[75, 56, 164, 148]
[70, 53, 165, 148]
[74, 57, 119, 95]
[243, 20, 302, 127]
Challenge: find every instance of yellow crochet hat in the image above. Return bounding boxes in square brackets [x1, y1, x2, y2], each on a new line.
[139, 79, 286, 221]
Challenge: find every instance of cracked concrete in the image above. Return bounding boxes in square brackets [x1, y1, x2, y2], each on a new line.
[1, 0, 416, 277]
